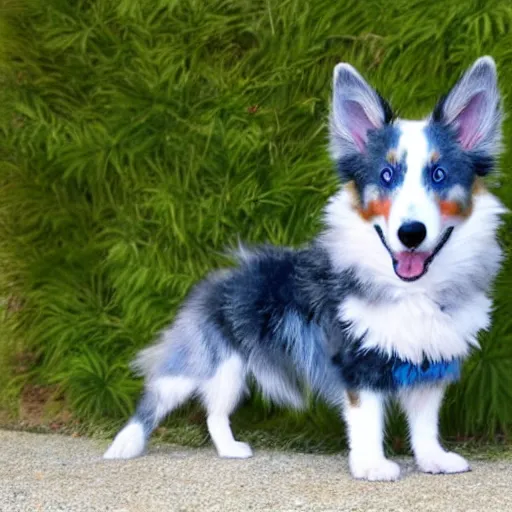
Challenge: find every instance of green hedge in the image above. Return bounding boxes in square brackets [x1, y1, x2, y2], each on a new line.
[1, 0, 512, 447]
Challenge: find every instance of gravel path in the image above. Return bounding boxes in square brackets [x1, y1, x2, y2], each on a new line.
[2, 429, 512, 511]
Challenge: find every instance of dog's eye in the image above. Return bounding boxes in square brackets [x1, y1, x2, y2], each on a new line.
[380, 167, 393, 185]
[432, 167, 447, 183]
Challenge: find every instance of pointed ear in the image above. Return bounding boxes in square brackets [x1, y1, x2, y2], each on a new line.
[329, 63, 393, 160]
[432, 56, 502, 154]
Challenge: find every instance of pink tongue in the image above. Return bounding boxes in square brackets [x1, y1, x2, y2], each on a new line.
[395, 252, 430, 279]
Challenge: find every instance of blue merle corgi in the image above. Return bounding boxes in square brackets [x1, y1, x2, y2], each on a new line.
[104, 57, 506, 481]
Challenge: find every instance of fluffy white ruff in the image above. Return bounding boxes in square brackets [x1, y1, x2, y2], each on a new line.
[339, 291, 490, 363]
[321, 186, 506, 363]
[104, 422, 145, 460]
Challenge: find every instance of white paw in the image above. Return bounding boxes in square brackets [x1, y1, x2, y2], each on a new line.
[217, 441, 253, 459]
[103, 422, 146, 460]
[417, 451, 470, 474]
[349, 455, 401, 481]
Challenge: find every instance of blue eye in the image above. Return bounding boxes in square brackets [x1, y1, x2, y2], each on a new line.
[432, 166, 446, 183]
[380, 167, 393, 185]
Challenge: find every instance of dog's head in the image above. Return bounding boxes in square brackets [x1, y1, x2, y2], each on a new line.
[329, 57, 502, 282]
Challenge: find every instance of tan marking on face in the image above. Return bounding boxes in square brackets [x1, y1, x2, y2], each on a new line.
[386, 150, 398, 165]
[472, 178, 487, 195]
[345, 181, 391, 221]
[449, 179, 485, 218]
[430, 150, 440, 164]
[360, 198, 391, 221]
[347, 391, 360, 407]
[439, 200, 464, 217]
[438, 191, 475, 219]
[344, 181, 361, 209]
[438, 179, 487, 219]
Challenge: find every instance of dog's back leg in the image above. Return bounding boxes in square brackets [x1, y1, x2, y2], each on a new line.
[200, 354, 253, 459]
[103, 375, 197, 459]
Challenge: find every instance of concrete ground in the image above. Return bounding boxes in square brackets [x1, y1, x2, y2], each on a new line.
[2, 429, 512, 512]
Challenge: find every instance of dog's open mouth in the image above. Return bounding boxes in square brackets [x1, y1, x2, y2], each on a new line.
[374, 226, 454, 282]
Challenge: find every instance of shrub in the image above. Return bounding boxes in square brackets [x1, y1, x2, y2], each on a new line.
[1, 0, 511, 447]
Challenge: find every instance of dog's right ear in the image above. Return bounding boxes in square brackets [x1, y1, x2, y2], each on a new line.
[329, 64, 393, 161]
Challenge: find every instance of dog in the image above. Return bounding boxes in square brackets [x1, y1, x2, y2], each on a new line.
[104, 56, 506, 481]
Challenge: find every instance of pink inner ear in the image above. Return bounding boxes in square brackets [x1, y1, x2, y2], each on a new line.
[344, 100, 378, 152]
[453, 92, 486, 150]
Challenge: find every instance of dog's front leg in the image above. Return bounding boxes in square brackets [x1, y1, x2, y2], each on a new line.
[399, 385, 470, 474]
[342, 390, 400, 481]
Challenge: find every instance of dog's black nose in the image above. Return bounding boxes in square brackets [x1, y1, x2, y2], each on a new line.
[398, 221, 427, 249]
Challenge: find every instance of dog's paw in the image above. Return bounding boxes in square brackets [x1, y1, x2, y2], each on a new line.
[103, 422, 146, 460]
[217, 441, 253, 459]
[349, 455, 401, 481]
[417, 451, 470, 474]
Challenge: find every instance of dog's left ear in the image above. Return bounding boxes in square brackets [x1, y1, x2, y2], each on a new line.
[329, 63, 393, 161]
[432, 56, 502, 156]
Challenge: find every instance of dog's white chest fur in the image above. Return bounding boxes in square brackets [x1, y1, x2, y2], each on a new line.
[339, 291, 491, 363]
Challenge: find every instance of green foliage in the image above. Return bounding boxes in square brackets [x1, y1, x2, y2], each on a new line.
[53, 347, 140, 420]
[1, 0, 512, 447]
